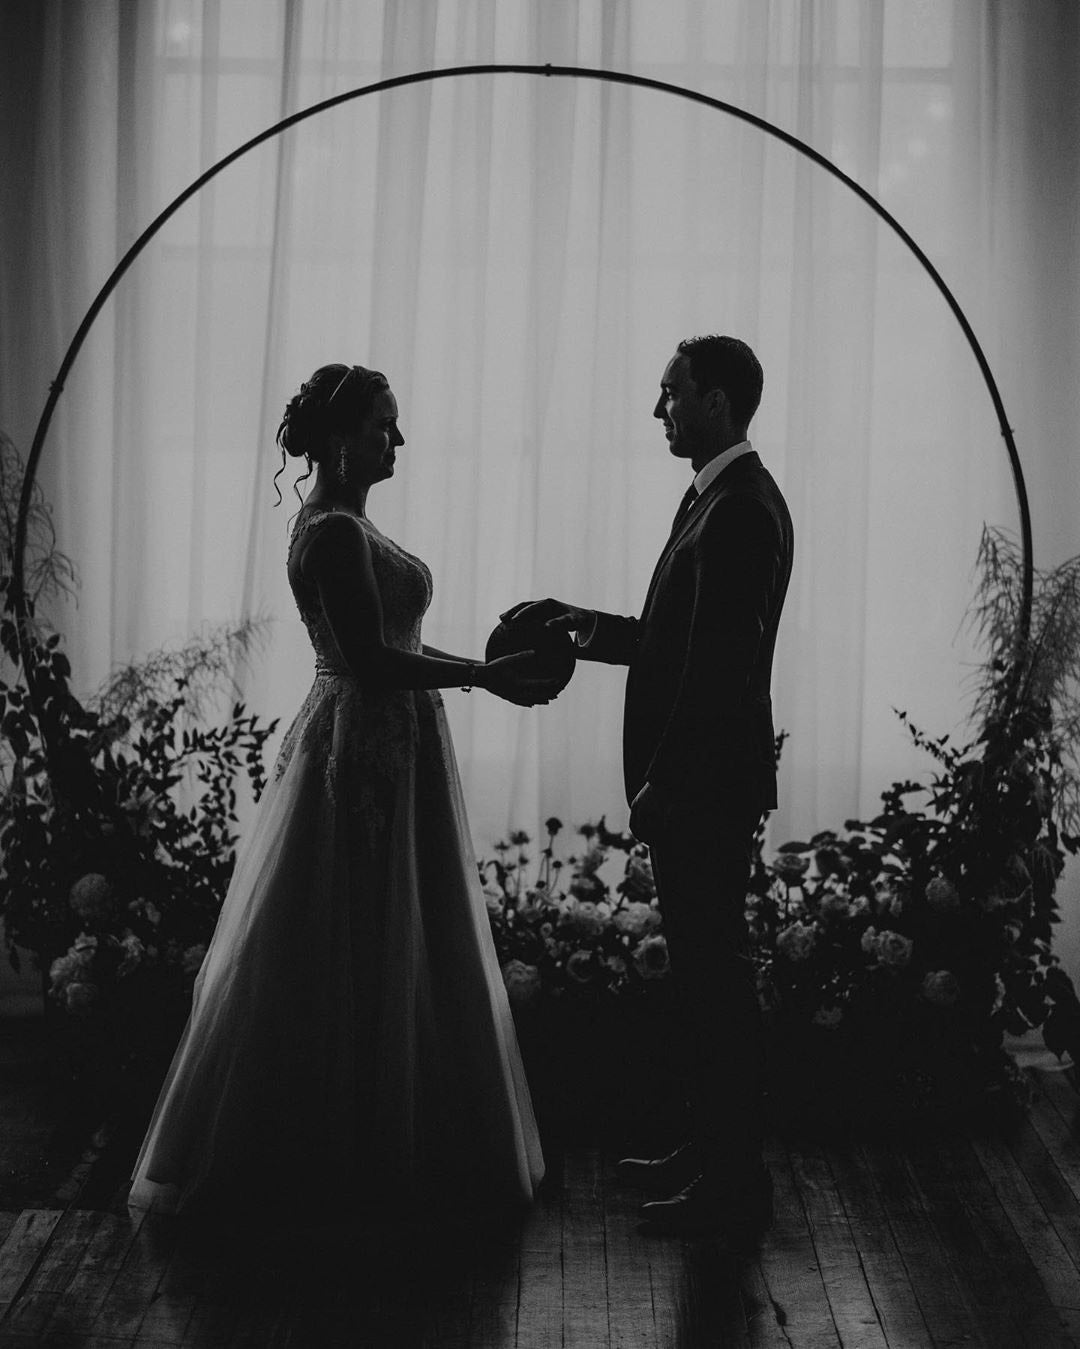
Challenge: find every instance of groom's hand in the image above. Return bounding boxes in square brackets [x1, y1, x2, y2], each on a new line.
[629, 782, 669, 845]
[500, 597, 593, 635]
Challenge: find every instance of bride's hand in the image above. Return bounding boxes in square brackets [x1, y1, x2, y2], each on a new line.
[478, 651, 559, 707]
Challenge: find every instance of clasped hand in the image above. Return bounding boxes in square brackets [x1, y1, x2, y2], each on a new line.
[479, 650, 558, 707]
[482, 596, 589, 707]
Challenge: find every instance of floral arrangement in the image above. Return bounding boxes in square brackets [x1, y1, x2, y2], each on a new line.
[0, 431, 278, 1082]
[480, 816, 670, 1011]
[479, 817, 682, 1141]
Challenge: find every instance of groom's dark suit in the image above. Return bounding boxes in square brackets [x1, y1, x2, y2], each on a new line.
[579, 449, 793, 1177]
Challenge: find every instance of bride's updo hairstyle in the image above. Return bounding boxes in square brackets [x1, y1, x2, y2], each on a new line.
[273, 363, 389, 506]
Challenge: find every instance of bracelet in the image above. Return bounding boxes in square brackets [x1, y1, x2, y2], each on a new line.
[461, 661, 479, 693]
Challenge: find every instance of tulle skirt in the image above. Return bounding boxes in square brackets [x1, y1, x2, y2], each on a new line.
[128, 675, 544, 1219]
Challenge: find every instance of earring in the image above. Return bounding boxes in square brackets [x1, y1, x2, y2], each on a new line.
[337, 446, 349, 485]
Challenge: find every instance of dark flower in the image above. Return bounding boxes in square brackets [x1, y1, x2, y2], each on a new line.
[633, 935, 670, 980]
[773, 853, 810, 883]
[566, 950, 595, 984]
[570, 874, 605, 903]
[814, 847, 843, 879]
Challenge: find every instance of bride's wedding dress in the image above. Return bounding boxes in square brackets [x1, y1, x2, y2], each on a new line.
[128, 506, 544, 1216]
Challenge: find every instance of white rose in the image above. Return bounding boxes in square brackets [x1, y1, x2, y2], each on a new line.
[48, 951, 82, 989]
[501, 959, 542, 1008]
[181, 943, 207, 975]
[776, 920, 816, 962]
[925, 876, 960, 912]
[614, 901, 660, 935]
[567, 899, 606, 937]
[68, 873, 115, 926]
[876, 930, 914, 967]
[117, 932, 146, 978]
[64, 981, 99, 1015]
[818, 892, 851, 919]
[566, 950, 595, 984]
[922, 970, 961, 1006]
[633, 935, 671, 980]
[874, 880, 905, 916]
[621, 855, 656, 901]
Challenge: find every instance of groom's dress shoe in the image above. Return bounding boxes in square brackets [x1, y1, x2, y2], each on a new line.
[615, 1143, 700, 1196]
[638, 1168, 774, 1242]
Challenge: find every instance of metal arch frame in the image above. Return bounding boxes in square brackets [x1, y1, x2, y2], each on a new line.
[10, 61, 1033, 747]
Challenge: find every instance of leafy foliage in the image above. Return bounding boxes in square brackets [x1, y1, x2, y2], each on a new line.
[967, 526, 1080, 830]
[0, 429, 76, 622]
[0, 433, 279, 1077]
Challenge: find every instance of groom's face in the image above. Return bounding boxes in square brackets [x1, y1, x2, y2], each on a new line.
[653, 354, 709, 463]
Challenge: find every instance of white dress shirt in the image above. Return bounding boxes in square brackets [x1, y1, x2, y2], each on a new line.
[690, 438, 754, 497]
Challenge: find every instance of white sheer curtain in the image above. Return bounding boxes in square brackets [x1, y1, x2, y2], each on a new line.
[2, 0, 1078, 942]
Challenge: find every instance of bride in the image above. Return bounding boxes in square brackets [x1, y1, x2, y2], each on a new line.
[128, 363, 547, 1219]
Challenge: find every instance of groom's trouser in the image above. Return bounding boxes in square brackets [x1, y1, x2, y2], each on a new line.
[650, 796, 765, 1182]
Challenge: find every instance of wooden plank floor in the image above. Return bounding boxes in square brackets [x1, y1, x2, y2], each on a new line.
[2, 1067, 1080, 1347]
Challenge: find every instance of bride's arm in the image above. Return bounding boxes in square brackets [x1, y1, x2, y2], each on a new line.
[421, 644, 471, 664]
[302, 514, 527, 694]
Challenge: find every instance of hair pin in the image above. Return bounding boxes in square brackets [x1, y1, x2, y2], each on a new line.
[326, 365, 359, 407]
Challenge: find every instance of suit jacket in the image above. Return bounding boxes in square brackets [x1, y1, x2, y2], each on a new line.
[580, 451, 793, 810]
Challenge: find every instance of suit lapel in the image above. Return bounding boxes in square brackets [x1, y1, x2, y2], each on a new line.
[639, 454, 761, 619]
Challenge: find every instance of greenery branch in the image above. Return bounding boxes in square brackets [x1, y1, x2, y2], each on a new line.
[0, 431, 279, 1057]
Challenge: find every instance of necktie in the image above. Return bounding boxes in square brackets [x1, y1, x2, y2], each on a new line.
[670, 484, 698, 534]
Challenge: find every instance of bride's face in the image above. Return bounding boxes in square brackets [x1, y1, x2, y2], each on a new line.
[342, 387, 405, 485]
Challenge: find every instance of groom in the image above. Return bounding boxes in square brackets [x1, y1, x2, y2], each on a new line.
[505, 335, 793, 1239]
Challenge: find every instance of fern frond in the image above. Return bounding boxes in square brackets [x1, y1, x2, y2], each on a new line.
[91, 617, 275, 727]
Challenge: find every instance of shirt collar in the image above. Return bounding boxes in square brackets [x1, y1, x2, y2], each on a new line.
[692, 440, 753, 496]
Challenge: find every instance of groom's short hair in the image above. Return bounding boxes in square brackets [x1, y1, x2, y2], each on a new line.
[677, 335, 763, 429]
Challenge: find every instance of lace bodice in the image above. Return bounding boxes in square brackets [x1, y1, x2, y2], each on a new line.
[287, 506, 433, 672]
[274, 504, 443, 798]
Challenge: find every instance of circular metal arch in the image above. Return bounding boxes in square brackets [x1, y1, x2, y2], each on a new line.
[11, 61, 1034, 749]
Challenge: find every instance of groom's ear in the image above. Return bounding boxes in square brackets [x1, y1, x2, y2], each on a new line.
[705, 387, 728, 420]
